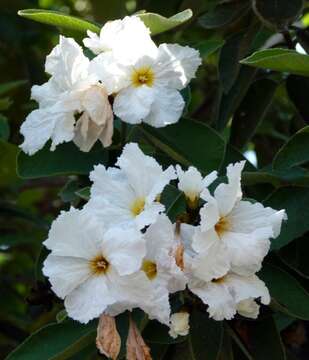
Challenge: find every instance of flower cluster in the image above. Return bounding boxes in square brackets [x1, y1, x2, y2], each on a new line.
[20, 16, 201, 155]
[43, 143, 287, 334]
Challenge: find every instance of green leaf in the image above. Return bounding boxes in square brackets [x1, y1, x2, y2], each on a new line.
[273, 126, 309, 170]
[59, 179, 81, 203]
[260, 263, 309, 320]
[241, 49, 309, 77]
[6, 320, 97, 360]
[140, 119, 226, 175]
[18, 9, 100, 34]
[138, 9, 192, 35]
[196, 39, 225, 58]
[230, 79, 277, 149]
[161, 185, 186, 222]
[75, 187, 91, 201]
[253, 0, 304, 29]
[0, 140, 19, 186]
[198, 1, 250, 29]
[216, 66, 257, 130]
[0, 115, 10, 140]
[0, 97, 13, 111]
[250, 315, 286, 360]
[0, 80, 28, 97]
[189, 310, 223, 360]
[264, 187, 309, 250]
[17, 142, 108, 179]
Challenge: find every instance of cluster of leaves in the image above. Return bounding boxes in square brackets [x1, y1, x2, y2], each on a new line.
[2, 0, 309, 359]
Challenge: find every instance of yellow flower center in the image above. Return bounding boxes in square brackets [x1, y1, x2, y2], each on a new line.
[130, 198, 145, 217]
[142, 260, 157, 280]
[131, 67, 155, 87]
[185, 192, 199, 209]
[215, 216, 230, 237]
[89, 255, 109, 276]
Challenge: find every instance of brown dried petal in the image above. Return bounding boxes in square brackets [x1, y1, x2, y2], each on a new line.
[96, 313, 121, 360]
[126, 318, 152, 360]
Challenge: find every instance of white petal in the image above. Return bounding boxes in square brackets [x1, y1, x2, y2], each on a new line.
[143, 87, 184, 127]
[113, 85, 154, 125]
[64, 275, 116, 323]
[192, 229, 230, 282]
[89, 52, 130, 94]
[44, 208, 101, 259]
[135, 202, 165, 230]
[199, 193, 220, 232]
[20, 109, 57, 155]
[103, 226, 145, 275]
[222, 228, 271, 276]
[213, 161, 245, 217]
[50, 111, 76, 151]
[84, 16, 157, 60]
[203, 170, 218, 188]
[43, 255, 90, 298]
[225, 273, 270, 305]
[155, 44, 202, 90]
[237, 299, 260, 319]
[189, 280, 236, 321]
[176, 165, 204, 200]
[116, 143, 176, 201]
[45, 36, 89, 89]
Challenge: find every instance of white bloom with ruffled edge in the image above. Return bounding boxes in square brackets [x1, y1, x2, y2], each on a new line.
[192, 161, 287, 280]
[89, 30, 201, 127]
[86, 143, 176, 230]
[84, 16, 157, 60]
[42, 208, 148, 324]
[189, 273, 270, 321]
[176, 165, 217, 208]
[20, 36, 113, 155]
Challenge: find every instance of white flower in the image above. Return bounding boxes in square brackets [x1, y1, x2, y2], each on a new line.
[176, 165, 217, 208]
[193, 161, 287, 279]
[84, 16, 157, 60]
[86, 143, 176, 230]
[20, 36, 113, 155]
[89, 36, 201, 127]
[43, 208, 148, 324]
[106, 214, 188, 325]
[169, 312, 190, 339]
[189, 273, 270, 321]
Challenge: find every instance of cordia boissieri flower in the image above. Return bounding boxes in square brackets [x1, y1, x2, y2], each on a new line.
[193, 161, 287, 279]
[43, 208, 148, 323]
[20, 36, 113, 155]
[86, 143, 176, 230]
[88, 17, 201, 128]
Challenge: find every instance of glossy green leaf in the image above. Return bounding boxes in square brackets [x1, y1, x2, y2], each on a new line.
[18, 9, 100, 33]
[273, 126, 309, 170]
[250, 315, 286, 360]
[241, 49, 309, 77]
[143, 321, 186, 344]
[260, 264, 309, 320]
[230, 79, 277, 149]
[138, 9, 192, 35]
[189, 310, 223, 360]
[140, 119, 226, 175]
[6, 320, 96, 360]
[196, 39, 225, 58]
[17, 142, 108, 179]
[264, 187, 309, 250]
[198, 1, 250, 29]
[253, 0, 304, 29]
[161, 185, 186, 222]
[286, 75, 309, 122]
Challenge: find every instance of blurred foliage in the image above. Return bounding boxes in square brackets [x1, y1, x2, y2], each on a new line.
[2, 0, 309, 359]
